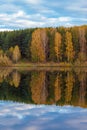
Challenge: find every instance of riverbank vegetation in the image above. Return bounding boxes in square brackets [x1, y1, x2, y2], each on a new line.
[0, 25, 87, 66]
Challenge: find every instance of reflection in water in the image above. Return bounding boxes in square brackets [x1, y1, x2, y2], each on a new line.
[0, 68, 87, 130]
[54, 74, 61, 102]
[79, 72, 86, 107]
[0, 101, 87, 130]
[0, 68, 13, 83]
[12, 71, 21, 87]
[0, 68, 87, 108]
[65, 72, 74, 103]
[30, 72, 48, 104]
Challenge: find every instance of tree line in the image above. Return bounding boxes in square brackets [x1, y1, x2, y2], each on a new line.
[0, 25, 87, 64]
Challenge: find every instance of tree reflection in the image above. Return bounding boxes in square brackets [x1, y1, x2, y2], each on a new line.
[0, 69, 86, 108]
[30, 71, 48, 104]
[54, 73, 61, 102]
[12, 71, 21, 87]
[78, 72, 87, 107]
[65, 72, 74, 103]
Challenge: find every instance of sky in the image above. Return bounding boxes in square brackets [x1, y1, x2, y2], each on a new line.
[0, 0, 87, 31]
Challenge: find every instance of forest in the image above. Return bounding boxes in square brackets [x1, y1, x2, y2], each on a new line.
[0, 25, 87, 66]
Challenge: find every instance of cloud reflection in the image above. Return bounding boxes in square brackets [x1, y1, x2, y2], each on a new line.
[0, 101, 87, 130]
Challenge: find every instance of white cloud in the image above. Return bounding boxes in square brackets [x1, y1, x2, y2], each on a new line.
[25, 0, 43, 5]
[58, 17, 72, 22]
[67, 6, 87, 12]
[0, 10, 73, 31]
[1, 11, 86, 31]
[13, 11, 26, 18]
[65, 0, 87, 13]
[0, 28, 13, 32]
[0, 4, 21, 13]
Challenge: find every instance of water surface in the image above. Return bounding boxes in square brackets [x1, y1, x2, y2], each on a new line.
[0, 68, 87, 130]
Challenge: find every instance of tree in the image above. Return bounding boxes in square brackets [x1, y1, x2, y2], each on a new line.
[0, 54, 12, 66]
[8, 47, 14, 59]
[47, 28, 56, 61]
[12, 45, 21, 63]
[78, 27, 86, 62]
[65, 31, 74, 62]
[71, 27, 80, 60]
[30, 29, 48, 62]
[54, 32, 62, 62]
[57, 27, 66, 62]
[0, 49, 4, 56]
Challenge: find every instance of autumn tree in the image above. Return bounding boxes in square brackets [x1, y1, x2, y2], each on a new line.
[78, 27, 86, 62]
[0, 54, 12, 66]
[30, 29, 48, 62]
[57, 27, 66, 62]
[8, 47, 14, 59]
[0, 49, 4, 56]
[71, 27, 80, 60]
[54, 32, 62, 62]
[12, 45, 21, 63]
[0, 25, 87, 63]
[65, 31, 74, 62]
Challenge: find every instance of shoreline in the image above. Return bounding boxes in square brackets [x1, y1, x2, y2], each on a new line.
[0, 62, 87, 67]
[13, 62, 87, 67]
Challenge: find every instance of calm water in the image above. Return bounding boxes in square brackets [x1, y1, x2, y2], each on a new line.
[0, 68, 87, 130]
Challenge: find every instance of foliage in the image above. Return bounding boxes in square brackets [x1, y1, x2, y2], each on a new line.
[12, 45, 21, 63]
[0, 25, 87, 64]
[65, 31, 74, 63]
[54, 32, 62, 62]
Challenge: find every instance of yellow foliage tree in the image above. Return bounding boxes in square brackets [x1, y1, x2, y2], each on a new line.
[12, 45, 21, 63]
[65, 32, 74, 62]
[0, 54, 12, 66]
[30, 29, 48, 62]
[54, 32, 62, 62]
[78, 27, 86, 62]
[0, 49, 4, 56]
[8, 47, 14, 59]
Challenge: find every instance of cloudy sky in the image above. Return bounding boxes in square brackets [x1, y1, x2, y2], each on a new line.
[0, 0, 87, 31]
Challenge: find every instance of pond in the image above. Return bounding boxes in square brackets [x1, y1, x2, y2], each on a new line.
[0, 67, 87, 130]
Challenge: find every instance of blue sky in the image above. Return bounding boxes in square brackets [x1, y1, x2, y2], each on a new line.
[0, 0, 87, 31]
